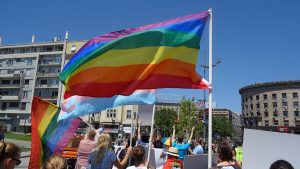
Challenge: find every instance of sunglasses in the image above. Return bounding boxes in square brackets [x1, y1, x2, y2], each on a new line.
[11, 157, 21, 166]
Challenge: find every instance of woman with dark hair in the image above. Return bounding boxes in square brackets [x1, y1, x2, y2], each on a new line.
[0, 141, 21, 169]
[216, 142, 235, 169]
[88, 133, 132, 169]
[270, 160, 294, 169]
[126, 145, 147, 169]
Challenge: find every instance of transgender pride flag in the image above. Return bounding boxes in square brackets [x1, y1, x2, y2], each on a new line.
[58, 89, 156, 121]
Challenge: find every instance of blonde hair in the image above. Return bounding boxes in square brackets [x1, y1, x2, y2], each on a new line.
[44, 155, 67, 169]
[87, 129, 96, 140]
[95, 133, 112, 163]
[0, 141, 20, 162]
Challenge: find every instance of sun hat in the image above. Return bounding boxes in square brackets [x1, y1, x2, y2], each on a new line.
[166, 147, 179, 157]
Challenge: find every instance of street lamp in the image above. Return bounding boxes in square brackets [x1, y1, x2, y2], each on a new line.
[199, 54, 221, 142]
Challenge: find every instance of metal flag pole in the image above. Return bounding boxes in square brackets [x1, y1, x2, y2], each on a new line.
[147, 104, 156, 164]
[208, 8, 213, 168]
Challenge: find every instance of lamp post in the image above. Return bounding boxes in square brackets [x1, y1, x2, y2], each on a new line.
[199, 54, 220, 143]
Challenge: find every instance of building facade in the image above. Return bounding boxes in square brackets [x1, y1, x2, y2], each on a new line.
[239, 80, 300, 134]
[0, 37, 86, 132]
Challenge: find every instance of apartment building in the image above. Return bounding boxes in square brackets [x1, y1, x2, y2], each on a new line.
[0, 35, 86, 132]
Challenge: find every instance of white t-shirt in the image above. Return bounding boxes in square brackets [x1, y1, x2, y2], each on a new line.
[126, 166, 147, 169]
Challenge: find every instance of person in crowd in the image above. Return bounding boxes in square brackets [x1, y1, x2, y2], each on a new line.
[0, 141, 21, 169]
[0, 129, 4, 141]
[270, 160, 294, 169]
[153, 133, 163, 148]
[44, 155, 67, 169]
[126, 145, 147, 169]
[88, 133, 132, 169]
[137, 121, 149, 146]
[231, 148, 242, 169]
[160, 137, 171, 161]
[172, 125, 195, 160]
[216, 142, 235, 169]
[119, 137, 137, 167]
[75, 129, 100, 169]
[163, 147, 183, 169]
[192, 139, 204, 155]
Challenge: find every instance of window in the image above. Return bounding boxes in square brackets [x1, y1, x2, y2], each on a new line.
[250, 97, 253, 101]
[264, 103, 268, 109]
[272, 102, 277, 108]
[293, 102, 299, 108]
[282, 93, 287, 99]
[296, 120, 300, 127]
[257, 112, 261, 116]
[13, 80, 20, 84]
[9, 102, 19, 108]
[284, 120, 289, 126]
[113, 109, 116, 118]
[25, 80, 30, 85]
[256, 104, 260, 109]
[126, 110, 132, 119]
[110, 110, 113, 117]
[250, 112, 253, 116]
[256, 95, 259, 100]
[21, 103, 26, 110]
[250, 104, 253, 110]
[293, 92, 298, 99]
[52, 91, 58, 97]
[282, 102, 288, 109]
[40, 80, 47, 85]
[134, 112, 137, 120]
[23, 91, 28, 98]
[265, 120, 269, 127]
[294, 111, 299, 117]
[283, 111, 288, 117]
[264, 111, 268, 117]
[106, 110, 109, 118]
[263, 94, 267, 100]
[1, 80, 10, 85]
[273, 111, 278, 117]
[272, 94, 277, 100]
[273, 120, 278, 126]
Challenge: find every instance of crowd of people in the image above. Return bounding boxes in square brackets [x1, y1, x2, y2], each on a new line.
[0, 122, 296, 169]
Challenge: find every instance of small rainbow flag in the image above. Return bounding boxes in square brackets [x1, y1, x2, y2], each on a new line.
[59, 11, 210, 98]
[29, 97, 81, 169]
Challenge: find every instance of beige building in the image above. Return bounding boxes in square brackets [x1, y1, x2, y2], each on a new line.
[239, 80, 300, 134]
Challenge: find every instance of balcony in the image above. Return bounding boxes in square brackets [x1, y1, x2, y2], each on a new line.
[39, 61, 61, 66]
[0, 85, 20, 89]
[0, 109, 28, 114]
[0, 95, 19, 100]
[35, 84, 59, 88]
[37, 72, 60, 77]
[19, 119, 31, 126]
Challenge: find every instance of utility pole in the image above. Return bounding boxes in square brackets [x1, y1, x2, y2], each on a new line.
[200, 52, 220, 143]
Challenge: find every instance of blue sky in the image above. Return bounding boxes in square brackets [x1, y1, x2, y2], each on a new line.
[1, 0, 299, 113]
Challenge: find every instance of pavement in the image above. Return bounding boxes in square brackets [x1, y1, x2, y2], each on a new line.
[5, 138, 31, 168]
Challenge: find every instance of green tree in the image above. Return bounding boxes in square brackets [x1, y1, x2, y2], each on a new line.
[177, 98, 203, 138]
[154, 109, 177, 137]
[212, 116, 234, 138]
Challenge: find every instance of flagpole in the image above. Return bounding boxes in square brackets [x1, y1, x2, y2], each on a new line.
[147, 104, 156, 164]
[208, 8, 213, 168]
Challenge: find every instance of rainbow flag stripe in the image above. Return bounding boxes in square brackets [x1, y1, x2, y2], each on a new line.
[29, 97, 81, 169]
[60, 11, 210, 97]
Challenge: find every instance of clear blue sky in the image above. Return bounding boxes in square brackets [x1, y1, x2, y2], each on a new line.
[1, 0, 299, 113]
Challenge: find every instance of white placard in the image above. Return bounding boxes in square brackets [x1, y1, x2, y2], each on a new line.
[243, 129, 300, 169]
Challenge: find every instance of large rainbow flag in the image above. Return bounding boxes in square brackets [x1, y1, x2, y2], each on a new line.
[59, 11, 210, 97]
[29, 97, 81, 169]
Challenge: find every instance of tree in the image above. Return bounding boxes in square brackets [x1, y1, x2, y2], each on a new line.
[177, 98, 203, 138]
[212, 116, 234, 139]
[154, 109, 177, 137]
